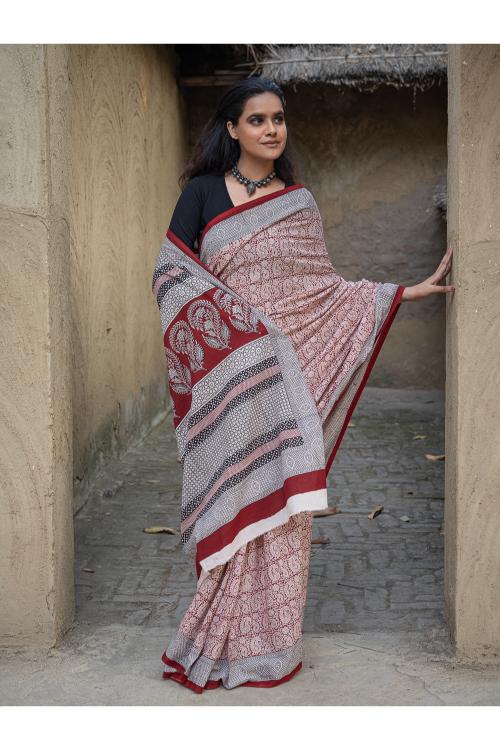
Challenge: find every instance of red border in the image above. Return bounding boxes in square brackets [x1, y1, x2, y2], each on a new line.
[161, 651, 302, 694]
[194, 468, 327, 578]
[199, 183, 305, 252]
[165, 227, 208, 268]
[161, 653, 222, 693]
[324, 283, 405, 476]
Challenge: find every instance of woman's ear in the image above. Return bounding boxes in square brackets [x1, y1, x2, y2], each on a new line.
[226, 121, 238, 140]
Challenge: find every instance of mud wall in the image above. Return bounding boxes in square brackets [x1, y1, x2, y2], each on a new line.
[69, 45, 187, 511]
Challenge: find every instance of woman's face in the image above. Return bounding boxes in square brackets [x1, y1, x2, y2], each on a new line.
[227, 92, 287, 161]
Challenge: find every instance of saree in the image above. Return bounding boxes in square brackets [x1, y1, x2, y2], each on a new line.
[151, 183, 405, 693]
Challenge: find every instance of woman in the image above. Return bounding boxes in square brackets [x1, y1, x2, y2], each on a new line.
[151, 77, 454, 694]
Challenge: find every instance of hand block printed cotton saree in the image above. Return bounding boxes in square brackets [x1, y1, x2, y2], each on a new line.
[152, 183, 405, 693]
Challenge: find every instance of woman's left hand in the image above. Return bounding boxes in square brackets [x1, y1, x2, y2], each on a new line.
[402, 245, 455, 301]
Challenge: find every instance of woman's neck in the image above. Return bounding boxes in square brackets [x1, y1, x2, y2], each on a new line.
[234, 156, 275, 181]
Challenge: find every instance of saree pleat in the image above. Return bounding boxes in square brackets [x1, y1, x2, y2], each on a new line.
[153, 184, 405, 692]
[162, 511, 312, 692]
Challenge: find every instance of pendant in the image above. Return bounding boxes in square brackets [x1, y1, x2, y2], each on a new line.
[247, 182, 257, 196]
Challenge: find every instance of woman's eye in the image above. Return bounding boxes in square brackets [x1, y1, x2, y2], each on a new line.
[251, 116, 284, 124]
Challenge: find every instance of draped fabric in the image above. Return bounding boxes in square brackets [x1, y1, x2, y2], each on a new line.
[152, 183, 405, 693]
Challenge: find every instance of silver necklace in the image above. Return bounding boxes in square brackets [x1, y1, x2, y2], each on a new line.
[231, 163, 276, 196]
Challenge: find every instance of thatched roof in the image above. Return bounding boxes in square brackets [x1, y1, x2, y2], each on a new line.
[240, 44, 447, 93]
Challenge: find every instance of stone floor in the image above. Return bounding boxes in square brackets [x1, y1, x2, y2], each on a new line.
[73, 387, 447, 636]
[2, 387, 499, 705]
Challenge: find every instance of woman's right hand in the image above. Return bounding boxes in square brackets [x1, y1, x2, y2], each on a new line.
[402, 245, 455, 301]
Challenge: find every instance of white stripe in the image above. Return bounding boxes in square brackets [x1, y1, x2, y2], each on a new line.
[196, 487, 328, 590]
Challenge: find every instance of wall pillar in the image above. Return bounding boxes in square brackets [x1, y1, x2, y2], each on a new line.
[0, 45, 74, 648]
[445, 44, 500, 662]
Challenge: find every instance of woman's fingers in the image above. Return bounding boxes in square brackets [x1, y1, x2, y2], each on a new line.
[434, 284, 455, 293]
[439, 245, 453, 268]
[437, 263, 451, 281]
[407, 247, 455, 299]
[439, 247, 453, 272]
[431, 246, 453, 283]
[429, 269, 448, 285]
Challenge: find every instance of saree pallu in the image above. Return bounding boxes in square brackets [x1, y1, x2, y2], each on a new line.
[152, 183, 405, 693]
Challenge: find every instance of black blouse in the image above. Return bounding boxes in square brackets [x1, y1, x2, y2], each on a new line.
[168, 173, 295, 253]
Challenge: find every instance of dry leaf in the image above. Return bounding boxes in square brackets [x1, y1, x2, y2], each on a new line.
[347, 420, 355, 427]
[438, 524, 445, 535]
[311, 537, 330, 544]
[176, 454, 182, 463]
[399, 515, 410, 522]
[143, 526, 179, 535]
[367, 504, 384, 519]
[313, 506, 340, 518]
[412, 434, 427, 440]
[82, 568, 94, 573]
[146, 479, 161, 484]
[425, 453, 445, 461]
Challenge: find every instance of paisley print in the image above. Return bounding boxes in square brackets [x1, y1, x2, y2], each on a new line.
[187, 298, 232, 350]
[164, 347, 192, 395]
[169, 320, 206, 372]
[212, 289, 260, 333]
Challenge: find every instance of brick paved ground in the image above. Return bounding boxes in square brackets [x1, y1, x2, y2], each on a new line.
[74, 386, 447, 639]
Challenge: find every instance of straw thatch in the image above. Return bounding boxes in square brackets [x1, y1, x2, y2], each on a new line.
[238, 44, 447, 93]
[432, 183, 448, 222]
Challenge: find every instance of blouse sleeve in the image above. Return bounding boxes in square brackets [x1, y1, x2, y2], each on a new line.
[168, 177, 204, 252]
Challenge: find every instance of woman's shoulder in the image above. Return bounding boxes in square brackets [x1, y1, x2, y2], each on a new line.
[294, 184, 319, 211]
[182, 173, 223, 194]
[286, 177, 311, 196]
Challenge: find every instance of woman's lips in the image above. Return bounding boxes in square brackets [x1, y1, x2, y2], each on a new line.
[263, 142, 280, 147]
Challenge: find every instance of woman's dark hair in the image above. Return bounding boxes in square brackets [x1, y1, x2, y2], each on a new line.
[178, 77, 296, 189]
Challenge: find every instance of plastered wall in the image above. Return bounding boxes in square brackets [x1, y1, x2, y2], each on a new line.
[69, 45, 187, 511]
